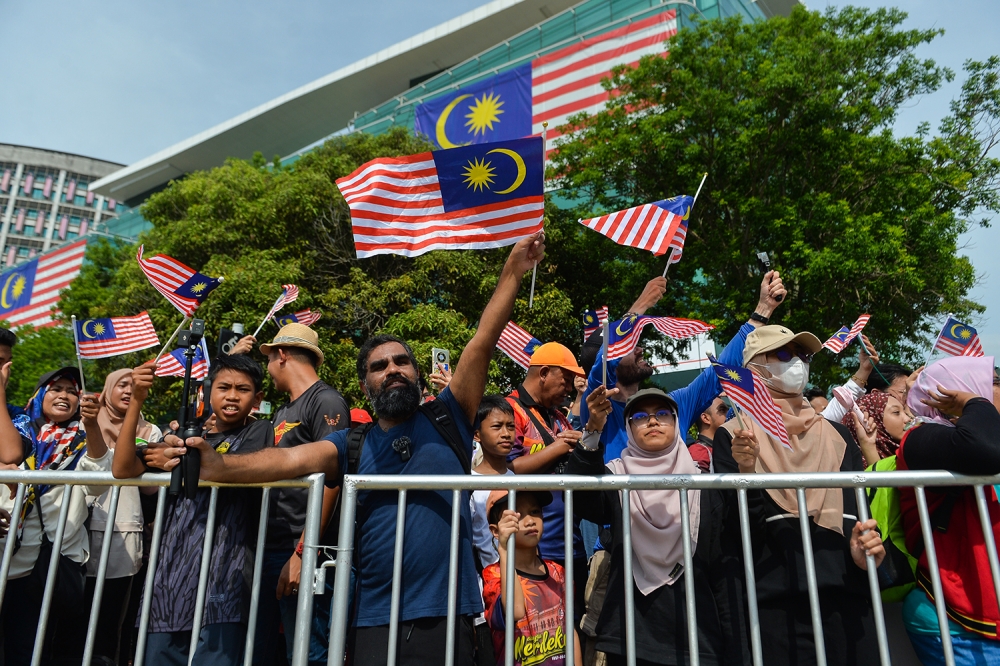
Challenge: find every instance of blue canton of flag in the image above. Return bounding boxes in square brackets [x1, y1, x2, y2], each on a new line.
[415, 64, 532, 149]
[175, 272, 221, 303]
[0, 259, 38, 315]
[935, 316, 985, 357]
[77, 318, 116, 341]
[433, 136, 544, 213]
[524, 338, 542, 356]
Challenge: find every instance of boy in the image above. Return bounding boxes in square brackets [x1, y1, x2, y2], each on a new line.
[471, 396, 516, 569]
[483, 490, 582, 666]
[113, 354, 273, 664]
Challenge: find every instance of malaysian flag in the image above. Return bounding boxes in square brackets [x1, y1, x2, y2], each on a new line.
[934, 316, 985, 357]
[606, 314, 713, 360]
[583, 306, 609, 341]
[337, 137, 544, 258]
[136, 246, 221, 316]
[156, 337, 210, 379]
[497, 321, 542, 369]
[276, 309, 322, 327]
[263, 284, 300, 321]
[413, 10, 678, 153]
[821, 314, 871, 353]
[75, 312, 159, 359]
[709, 356, 791, 450]
[579, 196, 692, 258]
[0, 239, 86, 329]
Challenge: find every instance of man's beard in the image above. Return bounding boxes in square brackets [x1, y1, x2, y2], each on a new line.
[367, 374, 422, 420]
[617, 356, 654, 386]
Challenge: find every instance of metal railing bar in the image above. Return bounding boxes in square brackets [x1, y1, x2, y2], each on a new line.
[737, 489, 763, 666]
[0, 470, 313, 488]
[328, 479, 358, 666]
[505, 488, 516, 666]
[387, 489, 408, 666]
[915, 486, 956, 666]
[853, 486, 890, 666]
[82, 485, 122, 666]
[445, 489, 461, 666]
[679, 488, 698, 666]
[244, 488, 271, 666]
[621, 489, 636, 666]
[564, 490, 575, 666]
[31, 484, 73, 666]
[187, 487, 220, 666]
[135, 486, 169, 666]
[972, 485, 1000, 612]
[291, 474, 325, 666]
[0, 482, 26, 609]
[795, 487, 827, 666]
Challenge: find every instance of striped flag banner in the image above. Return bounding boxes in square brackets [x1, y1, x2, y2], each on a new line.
[934, 316, 985, 357]
[583, 306, 609, 341]
[136, 246, 221, 316]
[75, 312, 160, 359]
[497, 321, 542, 369]
[821, 314, 871, 353]
[607, 314, 713, 360]
[337, 137, 544, 258]
[0, 239, 86, 329]
[709, 356, 791, 450]
[276, 309, 322, 327]
[263, 284, 299, 321]
[579, 196, 692, 257]
[156, 337, 210, 379]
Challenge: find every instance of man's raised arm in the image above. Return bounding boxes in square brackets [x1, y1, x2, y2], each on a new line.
[449, 232, 545, 424]
[172, 437, 340, 485]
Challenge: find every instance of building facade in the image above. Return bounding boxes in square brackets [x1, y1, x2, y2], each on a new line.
[0, 144, 125, 267]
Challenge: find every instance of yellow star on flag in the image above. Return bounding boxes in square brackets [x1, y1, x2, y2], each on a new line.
[463, 157, 496, 192]
[465, 92, 504, 136]
[725, 368, 743, 382]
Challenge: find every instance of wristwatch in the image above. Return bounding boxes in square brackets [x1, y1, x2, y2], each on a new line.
[749, 312, 770, 325]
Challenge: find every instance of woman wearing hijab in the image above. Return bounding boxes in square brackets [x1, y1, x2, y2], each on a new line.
[894, 356, 1000, 664]
[567, 385, 750, 666]
[841, 391, 910, 466]
[0, 367, 110, 665]
[713, 325, 885, 666]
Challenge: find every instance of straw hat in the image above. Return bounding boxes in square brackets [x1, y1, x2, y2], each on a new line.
[259, 323, 325, 365]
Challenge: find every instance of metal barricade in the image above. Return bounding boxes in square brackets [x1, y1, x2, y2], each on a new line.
[328, 471, 1000, 666]
[0, 469, 326, 666]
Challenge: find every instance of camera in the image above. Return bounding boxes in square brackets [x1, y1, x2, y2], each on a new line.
[170, 318, 207, 500]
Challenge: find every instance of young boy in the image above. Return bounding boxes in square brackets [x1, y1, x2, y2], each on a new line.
[471, 396, 516, 569]
[482, 490, 582, 666]
[113, 354, 273, 664]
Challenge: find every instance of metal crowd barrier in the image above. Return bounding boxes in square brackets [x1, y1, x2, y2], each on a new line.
[329, 471, 1000, 666]
[0, 470, 326, 666]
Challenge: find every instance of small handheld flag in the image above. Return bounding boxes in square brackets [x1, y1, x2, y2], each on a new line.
[821, 314, 871, 353]
[709, 356, 791, 450]
[74, 312, 160, 359]
[156, 337, 210, 379]
[606, 314, 713, 360]
[137, 246, 221, 316]
[579, 196, 693, 258]
[933, 316, 985, 357]
[275, 309, 322, 327]
[583, 306, 609, 342]
[497, 321, 542, 369]
[253, 284, 300, 338]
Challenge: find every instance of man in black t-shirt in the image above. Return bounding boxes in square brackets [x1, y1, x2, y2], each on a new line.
[252, 323, 349, 666]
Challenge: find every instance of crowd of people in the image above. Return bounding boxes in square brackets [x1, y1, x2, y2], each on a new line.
[0, 233, 997, 666]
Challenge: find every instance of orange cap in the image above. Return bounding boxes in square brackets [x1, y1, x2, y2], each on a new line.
[528, 342, 586, 377]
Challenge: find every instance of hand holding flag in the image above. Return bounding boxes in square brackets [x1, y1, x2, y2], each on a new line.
[709, 356, 791, 450]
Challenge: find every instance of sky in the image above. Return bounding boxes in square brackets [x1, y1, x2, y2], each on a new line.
[1, 0, 998, 352]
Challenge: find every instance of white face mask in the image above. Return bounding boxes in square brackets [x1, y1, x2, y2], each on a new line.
[756, 357, 810, 395]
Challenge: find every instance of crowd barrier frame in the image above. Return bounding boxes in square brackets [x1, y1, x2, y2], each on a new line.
[330, 471, 1000, 666]
[0, 470, 326, 666]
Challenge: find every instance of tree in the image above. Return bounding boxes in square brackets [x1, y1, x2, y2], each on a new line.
[550, 6, 1000, 386]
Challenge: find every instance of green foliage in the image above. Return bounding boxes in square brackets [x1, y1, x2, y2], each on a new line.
[551, 6, 1000, 387]
[6, 326, 83, 407]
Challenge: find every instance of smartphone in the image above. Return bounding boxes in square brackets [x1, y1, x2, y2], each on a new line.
[755, 251, 783, 302]
[432, 348, 450, 373]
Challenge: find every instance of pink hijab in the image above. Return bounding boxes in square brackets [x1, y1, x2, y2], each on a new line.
[608, 398, 700, 595]
[908, 356, 995, 427]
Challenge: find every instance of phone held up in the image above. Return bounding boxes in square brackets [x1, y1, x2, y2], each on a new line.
[432, 348, 450, 373]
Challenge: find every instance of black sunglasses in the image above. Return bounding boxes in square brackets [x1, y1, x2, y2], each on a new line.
[773, 348, 813, 364]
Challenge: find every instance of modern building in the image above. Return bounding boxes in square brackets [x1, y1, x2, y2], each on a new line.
[0, 144, 131, 267]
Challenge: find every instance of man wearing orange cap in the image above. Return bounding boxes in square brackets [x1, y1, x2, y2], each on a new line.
[505, 342, 588, 615]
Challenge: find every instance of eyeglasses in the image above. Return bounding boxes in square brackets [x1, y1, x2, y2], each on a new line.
[628, 409, 677, 427]
[773, 348, 814, 364]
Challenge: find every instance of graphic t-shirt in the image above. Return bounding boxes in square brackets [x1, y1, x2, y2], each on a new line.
[145, 418, 273, 633]
[269, 381, 349, 550]
[482, 560, 569, 666]
[325, 388, 482, 626]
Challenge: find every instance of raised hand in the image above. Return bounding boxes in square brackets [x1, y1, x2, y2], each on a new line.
[731, 427, 760, 473]
[757, 270, 787, 316]
[132, 361, 156, 402]
[229, 335, 257, 356]
[629, 276, 667, 314]
[921, 384, 978, 418]
[79, 393, 101, 424]
[584, 385, 619, 433]
[506, 231, 546, 277]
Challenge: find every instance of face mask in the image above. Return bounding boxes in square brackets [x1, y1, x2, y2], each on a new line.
[756, 358, 809, 395]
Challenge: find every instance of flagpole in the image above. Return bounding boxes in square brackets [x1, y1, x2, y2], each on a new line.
[602, 320, 609, 386]
[721, 395, 747, 431]
[529, 122, 548, 309]
[662, 172, 708, 278]
[154, 316, 191, 364]
[924, 313, 950, 367]
[253, 290, 286, 338]
[70, 315, 87, 394]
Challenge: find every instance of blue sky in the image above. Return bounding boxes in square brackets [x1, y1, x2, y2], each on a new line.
[1, 0, 997, 352]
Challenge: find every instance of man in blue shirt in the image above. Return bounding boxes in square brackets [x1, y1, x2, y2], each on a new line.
[183, 233, 546, 666]
[580, 270, 787, 463]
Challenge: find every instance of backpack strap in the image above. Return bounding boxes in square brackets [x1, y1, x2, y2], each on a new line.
[419, 401, 471, 474]
[346, 423, 374, 476]
[512, 396, 557, 447]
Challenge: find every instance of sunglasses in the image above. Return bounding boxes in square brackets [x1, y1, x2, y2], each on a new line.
[628, 409, 677, 427]
[773, 348, 814, 364]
